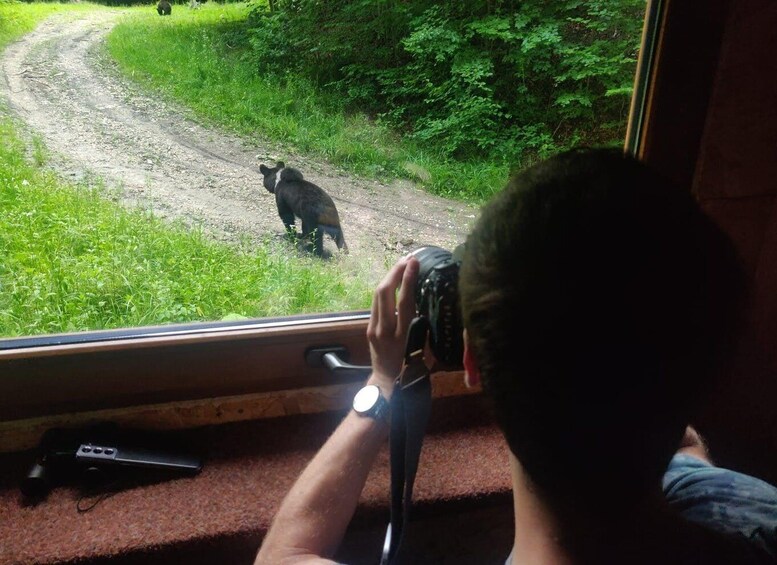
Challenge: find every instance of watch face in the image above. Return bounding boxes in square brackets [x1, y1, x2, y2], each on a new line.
[353, 384, 381, 414]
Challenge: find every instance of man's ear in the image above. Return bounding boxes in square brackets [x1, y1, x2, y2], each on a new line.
[463, 329, 481, 389]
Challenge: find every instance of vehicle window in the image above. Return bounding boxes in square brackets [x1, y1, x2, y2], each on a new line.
[0, 0, 648, 341]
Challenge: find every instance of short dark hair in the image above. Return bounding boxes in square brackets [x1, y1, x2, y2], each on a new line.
[459, 148, 744, 513]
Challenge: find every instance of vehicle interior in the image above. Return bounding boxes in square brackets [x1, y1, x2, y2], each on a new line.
[0, 0, 775, 562]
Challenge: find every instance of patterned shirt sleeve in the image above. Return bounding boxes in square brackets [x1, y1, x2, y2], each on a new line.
[663, 453, 777, 563]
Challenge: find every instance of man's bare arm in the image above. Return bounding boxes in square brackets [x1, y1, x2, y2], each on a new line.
[255, 406, 389, 565]
[255, 257, 419, 564]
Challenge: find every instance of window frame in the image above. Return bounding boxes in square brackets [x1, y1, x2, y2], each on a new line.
[0, 0, 730, 450]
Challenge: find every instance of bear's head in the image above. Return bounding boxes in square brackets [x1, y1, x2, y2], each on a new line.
[259, 162, 285, 194]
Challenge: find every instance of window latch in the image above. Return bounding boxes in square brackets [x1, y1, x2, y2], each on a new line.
[305, 346, 372, 379]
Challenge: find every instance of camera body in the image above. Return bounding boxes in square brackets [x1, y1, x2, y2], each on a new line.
[411, 246, 464, 367]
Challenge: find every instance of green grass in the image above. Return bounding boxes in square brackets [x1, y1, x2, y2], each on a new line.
[0, 1, 93, 50]
[0, 115, 372, 337]
[0, 2, 372, 337]
[106, 3, 508, 202]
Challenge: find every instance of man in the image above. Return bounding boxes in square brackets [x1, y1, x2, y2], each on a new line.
[256, 149, 777, 564]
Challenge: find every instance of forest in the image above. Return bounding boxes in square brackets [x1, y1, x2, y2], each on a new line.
[244, 0, 645, 167]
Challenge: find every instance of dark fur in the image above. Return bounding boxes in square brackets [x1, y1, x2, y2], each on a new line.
[259, 162, 348, 256]
[157, 0, 171, 15]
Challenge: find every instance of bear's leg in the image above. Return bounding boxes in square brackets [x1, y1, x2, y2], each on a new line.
[321, 225, 348, 254]
[334, 229, 348, 253]
[279, 210, 298, 242]
[301, 218, 323, 256]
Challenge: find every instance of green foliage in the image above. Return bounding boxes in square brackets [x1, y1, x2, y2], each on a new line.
[0, 115, 371, 337]
[246, 0, 645, 163]
[108, 4, 508, 200]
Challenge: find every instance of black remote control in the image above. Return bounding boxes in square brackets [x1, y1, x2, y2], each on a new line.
[75, 443, 202, 474]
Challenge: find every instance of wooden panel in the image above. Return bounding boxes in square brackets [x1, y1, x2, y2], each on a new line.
[637, 0, 731, 189]
[637, 0, 777, 483]
[701, 196, 776, 276]
[687, 0, 777, 483]
[693, 0, 777, 200]
[0, 370, 475, 453]
[0, 319, 372, 420]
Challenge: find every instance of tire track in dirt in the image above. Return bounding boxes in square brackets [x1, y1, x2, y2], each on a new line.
[0, 10, 478, 284]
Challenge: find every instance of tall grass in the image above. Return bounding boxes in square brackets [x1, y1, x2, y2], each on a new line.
[0, 2, 371, 337]
[0, 1, 92, 50]
[106, 4, 508, 202]
[0, 116, 372, 337]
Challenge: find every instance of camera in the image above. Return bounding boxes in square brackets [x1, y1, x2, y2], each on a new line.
[410, 245, 464, 367]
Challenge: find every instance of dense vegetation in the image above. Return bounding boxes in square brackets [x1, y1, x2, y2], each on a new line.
[246, 0, 645, 168]
[107, 4, 506, 200]
[108, 0, 644, 201]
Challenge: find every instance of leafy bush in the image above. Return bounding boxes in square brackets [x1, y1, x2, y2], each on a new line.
[246, 0, 644, 163]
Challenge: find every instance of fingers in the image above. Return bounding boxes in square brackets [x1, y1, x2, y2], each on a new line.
[396, 258, 419, 335]
[367, 256, 419, 340]
[376, 259, 407, 329]
[368, 258, 406, 338]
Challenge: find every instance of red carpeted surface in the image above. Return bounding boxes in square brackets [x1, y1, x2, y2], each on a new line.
[0, 396, 513, 565]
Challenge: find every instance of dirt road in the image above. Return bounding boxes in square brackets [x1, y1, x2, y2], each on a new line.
[0, 10, 478, 284]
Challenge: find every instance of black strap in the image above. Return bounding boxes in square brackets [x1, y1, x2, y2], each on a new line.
[381, 318, 432, 565]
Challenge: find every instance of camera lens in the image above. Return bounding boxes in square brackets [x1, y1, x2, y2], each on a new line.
[410, 246, 453, 304]
[409, 246, 463, 367]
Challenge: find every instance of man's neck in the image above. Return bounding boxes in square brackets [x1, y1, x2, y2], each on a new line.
[507, 455, 694, 565]
[508, 454, 573, 565]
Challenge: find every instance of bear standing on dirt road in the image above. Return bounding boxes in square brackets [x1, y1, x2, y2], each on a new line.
[259, 162, 349, 257]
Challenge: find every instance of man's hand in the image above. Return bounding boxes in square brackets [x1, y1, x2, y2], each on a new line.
[677, 425, 712, 463]
[365, 256, 419, 391]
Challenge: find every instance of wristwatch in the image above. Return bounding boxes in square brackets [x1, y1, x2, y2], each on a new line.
[352, 384, 389, 421]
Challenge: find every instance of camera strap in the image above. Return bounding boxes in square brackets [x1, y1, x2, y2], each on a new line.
[380, 317, 432, 565]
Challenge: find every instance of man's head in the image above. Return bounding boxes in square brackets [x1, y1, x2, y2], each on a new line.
[459, 148, 744, 514]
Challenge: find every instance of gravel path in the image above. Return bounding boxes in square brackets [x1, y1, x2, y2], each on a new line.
[0, 10, 478, 284]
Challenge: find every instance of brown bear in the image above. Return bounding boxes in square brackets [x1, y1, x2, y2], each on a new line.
[259, 162, 348, 257]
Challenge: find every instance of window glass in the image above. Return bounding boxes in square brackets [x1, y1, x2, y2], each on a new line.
[0, 0, 647, 339]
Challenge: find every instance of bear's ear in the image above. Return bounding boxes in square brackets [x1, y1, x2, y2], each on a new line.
[259, 164, 268, 174]
[277, 161, 285, 169]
